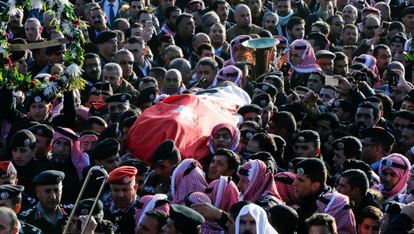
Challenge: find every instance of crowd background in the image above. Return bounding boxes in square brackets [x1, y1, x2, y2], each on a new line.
[1, 0, 414, 233]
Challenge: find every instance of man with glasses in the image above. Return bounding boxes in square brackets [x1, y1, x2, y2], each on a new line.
[327, 14, 344, 45]
[360, 127, 395, 172]
[361, 15, 380, 40]
[373, 44, 392, 79]
[114, 49, 138, 87]
[125, 36, 154, 79]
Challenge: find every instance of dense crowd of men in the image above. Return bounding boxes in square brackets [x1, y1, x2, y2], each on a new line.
[2, 0, 414, 233]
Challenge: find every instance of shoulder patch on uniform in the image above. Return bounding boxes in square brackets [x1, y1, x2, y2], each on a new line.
[19, 207, 34, 217]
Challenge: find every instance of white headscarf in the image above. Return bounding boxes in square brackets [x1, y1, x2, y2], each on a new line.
[235, 204, 278, 234]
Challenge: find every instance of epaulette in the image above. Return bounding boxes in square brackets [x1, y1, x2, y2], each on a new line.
[19, 207, 35, 218]
[26, 196, 37, 205]
[61, 203, 74, 210]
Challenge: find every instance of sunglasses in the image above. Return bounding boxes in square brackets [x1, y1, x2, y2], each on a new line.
[119, 61, 134, 65]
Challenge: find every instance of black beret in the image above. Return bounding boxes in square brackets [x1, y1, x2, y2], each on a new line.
[252, 94, 272, 108]
[29, 124, 54, 139]
[315, 50, 336, 59]
[120, 159, 150, 176]
[390, 32, 407, 44]
[237, 104, 263, 115]
[27, 91, 53, 105]
[100, 123, 122, 140]
[0, 185, 24, 200]
[55, 127, 79, 141]
[10, 130, 36, 149]
[136, 87, 157, 106]
[402, 6, 414, 17]
[343, 159, 372, 182]
[106, 93, 131, 103]
[271, 134, 286, 149]
[294, 130, 320, 144]
[332, 136, 362, 154]
[96, 31, 117, 44]
[254, 83, 277, 99]
[288, 157, 307, 171]
[75, 198, 104, 216]
[10, 50, 26, 62]
[295, 158, 327, 184]
[279, 103, 307, 121]
[151, 139, 180, 166]
[169, 204, 205, 233]
[80, 130, 101, 138]
[360, 127, 395, 147]
[268, 204, 298, 234]
[250, 151, 277, 173]
[240, 129, 257, 141]
[92, 138, 120, 160]
[33, 170, 65, 185]
[332, 99, 354, 113]
[393, 110, 414, 122]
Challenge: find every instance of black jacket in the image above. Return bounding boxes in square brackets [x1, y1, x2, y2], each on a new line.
[296, 186, 332, 234]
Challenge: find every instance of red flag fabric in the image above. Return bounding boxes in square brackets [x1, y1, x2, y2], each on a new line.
[127, 84, 249, 164]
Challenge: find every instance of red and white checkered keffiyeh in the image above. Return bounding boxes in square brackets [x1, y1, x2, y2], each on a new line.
[206, 176, 240, 212]
[208, 123, 240, 154]
[53, 129, 89, 180]
[134, 194, 170, 228]
[379, 153, 411, 199]
[237, 160, 281, 203]
[274, 172, 298, 206]
[316, 192, 357, 234]
[171, 159, 208, 204]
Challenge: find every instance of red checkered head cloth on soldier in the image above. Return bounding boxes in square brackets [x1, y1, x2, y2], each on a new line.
[171, 159, 208, 204]
[237, 160, 281, 203]
[274, 171, 298, 206]
[205, 176, 239, 212]
[316, 192, 357, 234]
